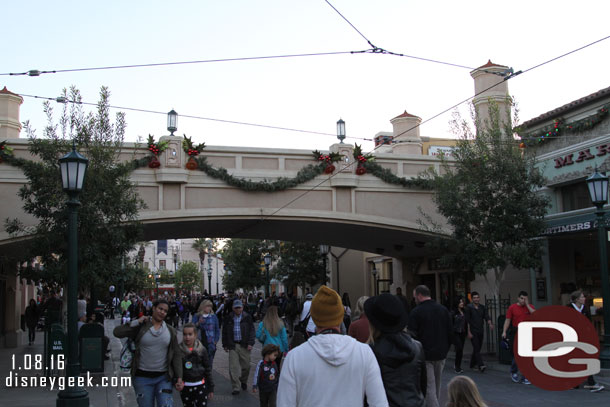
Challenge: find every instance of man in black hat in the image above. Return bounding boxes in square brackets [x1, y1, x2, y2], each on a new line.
[407, 285, 452, 407]
[366, 294, 426, 407]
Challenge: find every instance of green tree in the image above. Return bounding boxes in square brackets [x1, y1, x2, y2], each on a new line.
[4, 86, 145, 290]
[221, 239, 267, 292]
[424, 102, 549, 297]
[274, 241, 326, 290]
[175, 261, 202, 294]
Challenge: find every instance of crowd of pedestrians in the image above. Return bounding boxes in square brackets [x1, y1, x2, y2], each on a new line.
[103, 282, 606, 406]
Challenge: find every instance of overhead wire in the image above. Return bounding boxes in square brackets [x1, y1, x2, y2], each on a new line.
[0, 50, 367, 77]
[250, 33, 610, 230]
[323, 0, 475, 71]
[18, 93, 374, 142]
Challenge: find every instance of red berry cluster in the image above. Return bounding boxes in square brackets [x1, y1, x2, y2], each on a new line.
[148, 145, 161, 155]
[187, 149, 200, 156]
[357, 155, 367, 163]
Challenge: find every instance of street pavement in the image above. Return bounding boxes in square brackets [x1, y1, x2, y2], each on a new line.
[1, 318, 609, 406]
[0, 317, 260, 407]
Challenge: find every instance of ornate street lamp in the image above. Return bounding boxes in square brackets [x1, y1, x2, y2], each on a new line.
[319, 244, 330, 286]
[371, 264, 379, 296]
[586, 169, 610, 368]
[155, 273, 160, 298]
[57, 142, 89, 407]
[264, 253, 272, 298]
[172, 246, 178, 276]
[167, 109, 178, 136]
[336, 119, 346, 144]
[207, 248, 213, 296]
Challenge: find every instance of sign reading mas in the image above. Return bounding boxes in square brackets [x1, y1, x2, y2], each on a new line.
[554, 144, 610, 168]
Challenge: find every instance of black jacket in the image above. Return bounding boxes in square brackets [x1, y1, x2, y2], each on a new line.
[370, 332, 426, 407]
[407, 299, 453, 361]
[222, 311, 255, 349]
[567, 303, 591, 320]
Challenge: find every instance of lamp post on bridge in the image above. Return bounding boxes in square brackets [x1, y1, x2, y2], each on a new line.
[57, 142, 89, 407]
[586, 169, 610, 368]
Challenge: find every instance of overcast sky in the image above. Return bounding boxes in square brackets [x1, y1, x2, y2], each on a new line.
[3, 1, 610, 152]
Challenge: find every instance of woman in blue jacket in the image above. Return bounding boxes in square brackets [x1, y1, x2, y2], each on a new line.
[256, 305, 288, 368]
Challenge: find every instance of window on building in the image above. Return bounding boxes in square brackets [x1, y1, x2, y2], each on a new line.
[560, 182, 592, 212]
[144, 262, 149, 270]
[159, 260, 166, 270]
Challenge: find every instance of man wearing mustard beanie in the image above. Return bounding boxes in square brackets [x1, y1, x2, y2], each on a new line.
[277, 286, 388, 407]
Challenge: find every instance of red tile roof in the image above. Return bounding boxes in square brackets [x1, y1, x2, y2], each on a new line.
[0, 86, 19, 96]
[520, 85, 610, 128]
[473, 60, 508, 70]
[392, 110, 420, 120]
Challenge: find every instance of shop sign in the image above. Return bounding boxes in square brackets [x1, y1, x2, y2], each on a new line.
[542, 221, 592, 235]
[554, 144, 610, 168]
[428, 146, 454, 157]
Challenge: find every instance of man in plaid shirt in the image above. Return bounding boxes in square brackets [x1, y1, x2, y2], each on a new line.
[222, 299, 255, 395]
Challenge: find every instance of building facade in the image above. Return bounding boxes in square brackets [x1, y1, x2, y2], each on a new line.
[518, 86, 610, 331]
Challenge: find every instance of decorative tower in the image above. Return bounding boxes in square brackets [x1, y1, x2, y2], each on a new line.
[470, 60, 512, 134]
[391, 110, 422, 155]
[0, 87, 23, 139]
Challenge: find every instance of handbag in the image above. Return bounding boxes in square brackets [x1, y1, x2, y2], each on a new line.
[119, 338, 136, 371]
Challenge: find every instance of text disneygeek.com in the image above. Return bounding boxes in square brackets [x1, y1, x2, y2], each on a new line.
[5, 372, 131, 391]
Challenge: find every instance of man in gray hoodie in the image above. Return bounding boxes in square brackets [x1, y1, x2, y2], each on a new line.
[277, 286, 388, 407]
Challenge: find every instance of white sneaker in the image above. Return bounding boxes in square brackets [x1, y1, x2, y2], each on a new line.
[585, 384, 604, 393]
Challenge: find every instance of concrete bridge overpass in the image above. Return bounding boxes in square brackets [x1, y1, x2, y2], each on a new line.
[0, 136, 446, 260]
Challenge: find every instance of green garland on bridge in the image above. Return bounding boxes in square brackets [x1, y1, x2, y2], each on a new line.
[2, 139, 433, 192]
[193, 156, 327, 192]
[362, 161, 433, 189]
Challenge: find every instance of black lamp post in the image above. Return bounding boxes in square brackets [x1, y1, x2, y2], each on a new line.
[319, 244, 330, 286]
[216, 255, 220, 295]
[155, 273, 160, 298]
[371, 264, 379, 296]
[167, 110, 178, 136]
[586, 169, 610, 368]
[264, 253, 272, 298]
[57, 143, 89, 407]
[206, 240, 214, 295]
[336, 119, 346, 144]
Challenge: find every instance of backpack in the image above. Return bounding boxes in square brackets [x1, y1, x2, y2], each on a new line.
[294, 312, 310, 335]
[119, 338, 136, 371]
[285, 299, 298, 318]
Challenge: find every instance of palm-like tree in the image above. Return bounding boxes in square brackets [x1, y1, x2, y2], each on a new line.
[192, 238, 208, 267]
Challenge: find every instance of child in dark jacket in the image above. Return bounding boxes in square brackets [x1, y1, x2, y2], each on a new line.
[177, 323, 214, 406]
[253, 344, 280, 407]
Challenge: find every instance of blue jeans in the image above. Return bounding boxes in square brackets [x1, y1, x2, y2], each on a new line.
[207, 347, 216, 368]
[133, 375, 174, 407]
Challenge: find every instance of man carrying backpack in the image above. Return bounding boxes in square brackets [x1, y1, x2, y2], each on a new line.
[297, 293, 315, 338]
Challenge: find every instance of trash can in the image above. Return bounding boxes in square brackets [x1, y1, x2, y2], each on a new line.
[497, 315, 512, 365]
[79, 323, 105, 373]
